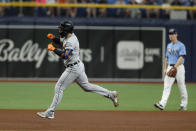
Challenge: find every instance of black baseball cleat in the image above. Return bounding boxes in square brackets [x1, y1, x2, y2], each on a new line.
[154, 103, 164, 110]
[179, 106, 187, 111]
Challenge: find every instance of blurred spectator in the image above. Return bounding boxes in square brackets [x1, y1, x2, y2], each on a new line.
[34, 0, 48, 16]
[19, 0, 35, 16]
[46, 0, 55, 17]
[18, 0, 24, 16]
[66, 0, 77, 18]
[115, 0, 127, 17]
[98, 0, 107, 17]
[57, 0, 67, 17]
[10, 0, 34, 17]
[87, 0, 97, 18]
[0, 0, 195, 20]
[106, 0, 117, 17]
[170, 0, 184, 19]
[0, 0, 7, 16]
[126, 0, 141, 19]
[77, 0, 87, 17]
[161, 0, 170, 18]
[139, 0, 147, 18]
[179, 0, 187, 5]
[107, 0, 117, 4]
[57, 0, 77, 18]
[1, 0, 14, 16]
[171, 0, 182, 5]
[145, 0, 162, 18]
[77, 0, 97, 18]
[135, 0, 144, 4]
[184, 0, 192, 6]
[189, 0, 196, 19]
[0, 7, 3, 16]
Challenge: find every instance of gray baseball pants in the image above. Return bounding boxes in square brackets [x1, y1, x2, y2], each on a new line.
[47, 62, 112, 112]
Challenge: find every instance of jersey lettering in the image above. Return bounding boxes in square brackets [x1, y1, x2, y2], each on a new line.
[166, 41, 186, 65]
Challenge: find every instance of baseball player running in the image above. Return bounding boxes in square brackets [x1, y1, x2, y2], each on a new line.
[37, 20, 118, 119]
[154, 28, 188, 111]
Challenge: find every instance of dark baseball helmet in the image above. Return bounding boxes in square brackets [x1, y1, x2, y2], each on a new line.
[58, 20, 74, 37]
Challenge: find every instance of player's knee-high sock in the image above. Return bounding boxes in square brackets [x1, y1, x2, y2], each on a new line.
[160, 76, 175, 107]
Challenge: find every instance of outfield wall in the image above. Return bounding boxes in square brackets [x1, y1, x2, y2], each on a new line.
[0, 17, 195, 82]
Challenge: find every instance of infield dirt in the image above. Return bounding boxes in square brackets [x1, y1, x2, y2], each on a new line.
[0, 110, 195, 131]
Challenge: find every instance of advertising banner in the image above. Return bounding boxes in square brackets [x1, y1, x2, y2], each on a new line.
[0, 26, 165, 81]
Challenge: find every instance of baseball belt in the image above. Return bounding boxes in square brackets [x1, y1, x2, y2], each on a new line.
[65, 61, 80, 68]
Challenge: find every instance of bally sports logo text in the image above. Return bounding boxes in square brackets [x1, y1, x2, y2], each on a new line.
[0, 39, 92, 69]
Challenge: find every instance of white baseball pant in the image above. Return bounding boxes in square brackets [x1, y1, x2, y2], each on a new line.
[159, 64, 188, 108]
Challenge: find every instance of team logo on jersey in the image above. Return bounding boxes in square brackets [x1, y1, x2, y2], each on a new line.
[168, 48, 179, 55]
[117, 41, 144, 70]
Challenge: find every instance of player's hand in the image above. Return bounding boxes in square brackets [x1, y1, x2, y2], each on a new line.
[47, 33, 55, 39]
[47, 43, 55, 51]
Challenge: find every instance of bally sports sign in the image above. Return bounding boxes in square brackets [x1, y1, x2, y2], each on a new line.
[0, 26, 165, 81]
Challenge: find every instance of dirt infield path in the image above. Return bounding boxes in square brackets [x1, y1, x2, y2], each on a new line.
[0, 110, 196, 131]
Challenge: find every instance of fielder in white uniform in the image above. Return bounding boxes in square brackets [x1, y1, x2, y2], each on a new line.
[37, 20, 118, 119]
[154, 28, 188, 111]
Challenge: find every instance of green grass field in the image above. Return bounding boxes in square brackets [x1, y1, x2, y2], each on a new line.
[0, 82, 195, 111]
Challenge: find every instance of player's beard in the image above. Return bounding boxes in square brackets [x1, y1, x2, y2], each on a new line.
[59, 31, 66, 38]
[60, 37, 65, 43]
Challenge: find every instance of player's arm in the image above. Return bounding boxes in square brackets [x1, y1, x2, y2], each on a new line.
[164, 45, 169, 75]
[53, 48, 73, 59]
[174, 44, 186, 68]
[164, 57, 168, 75]
[174, 56, 184, 68]
[47, 33, 62, 46]
[47, 43, 72, 59]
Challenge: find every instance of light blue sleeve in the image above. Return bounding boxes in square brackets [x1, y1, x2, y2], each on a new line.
[179, 44, 186, 56]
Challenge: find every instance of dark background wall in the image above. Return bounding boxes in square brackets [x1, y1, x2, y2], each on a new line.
[0, 17, 195, 82]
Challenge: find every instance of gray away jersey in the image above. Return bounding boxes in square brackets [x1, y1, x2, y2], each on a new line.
[62, 33, 80, 65]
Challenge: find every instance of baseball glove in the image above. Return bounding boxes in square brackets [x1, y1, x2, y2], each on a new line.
[167, 67, 177, 77]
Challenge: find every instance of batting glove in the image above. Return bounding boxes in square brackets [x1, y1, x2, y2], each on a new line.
[47, 33, 55, 39]
[47, 43, 55, 51]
